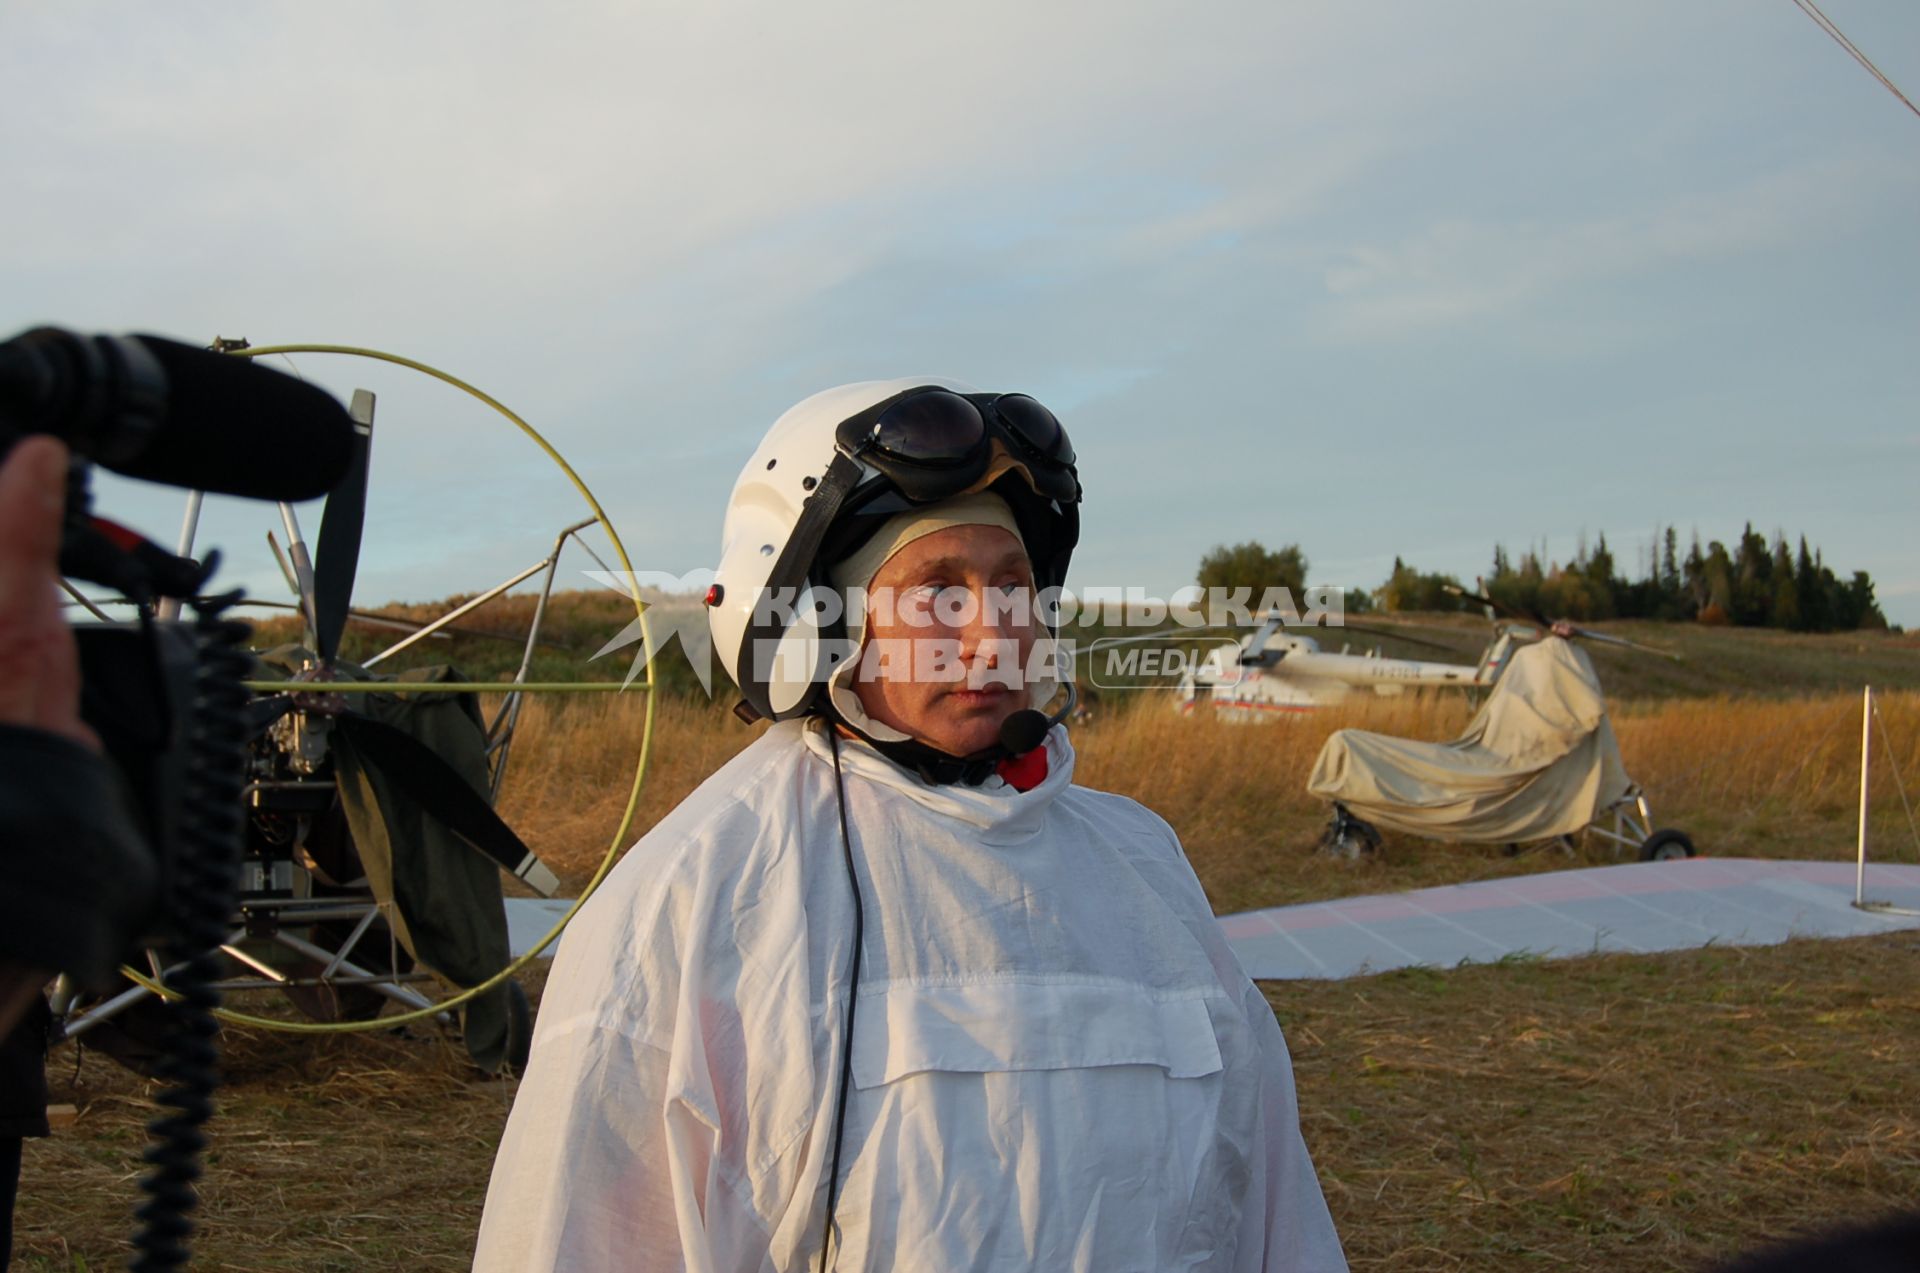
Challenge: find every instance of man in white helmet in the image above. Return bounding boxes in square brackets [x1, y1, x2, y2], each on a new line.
[475, 381, 1347, 1272]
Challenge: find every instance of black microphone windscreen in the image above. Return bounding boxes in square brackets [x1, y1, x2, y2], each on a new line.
[114, 336, 356, 501]
[999, 708, 1050, 757]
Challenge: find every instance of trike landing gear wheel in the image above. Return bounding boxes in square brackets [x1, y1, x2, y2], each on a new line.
[1640, 828, 1696, 862]
[67, 995, 182, 1081]
[1319, 806, 1382, 860]
[503, 980, 533, 1072]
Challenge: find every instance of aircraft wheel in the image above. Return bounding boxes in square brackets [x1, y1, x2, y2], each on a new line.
[1320, 815, 1382, 860]
[1639, 828, 1696, 862]
[66, 995, 183, 1081]
[280, 919, 415, 1024]
[503, 980, 533, 1072]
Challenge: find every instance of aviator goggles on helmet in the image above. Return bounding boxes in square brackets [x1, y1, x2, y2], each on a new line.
[764, 385, 1078, 600]
[832, 386, 1079, 504]
[741, 386, 1080, 711]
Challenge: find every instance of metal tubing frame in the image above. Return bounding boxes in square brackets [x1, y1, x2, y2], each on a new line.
[359, 559, 550, 668]
[57, 931, 246, 1039]
[60, 900, 444, 1037]
[156, 490, 206, 622]
[487, 516, 599, 800]
[276, 502, 321, 638]
[59, 580, 116, 623]
[271, 930, 441, 1014]
[1585, 792, 1654, 854]
[318, 905, 383, 980]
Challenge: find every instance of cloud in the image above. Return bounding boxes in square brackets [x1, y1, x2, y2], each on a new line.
[1318, 151, 1915, 339]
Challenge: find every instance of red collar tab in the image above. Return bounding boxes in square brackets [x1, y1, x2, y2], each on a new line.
[994, 746, 1049, 793]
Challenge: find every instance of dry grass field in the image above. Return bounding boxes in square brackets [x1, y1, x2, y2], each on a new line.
[16, 631, 1920, 1271]
[491, 685, 1919, 913]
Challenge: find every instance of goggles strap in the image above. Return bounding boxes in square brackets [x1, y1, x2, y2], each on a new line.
[739, 452, 865, 712]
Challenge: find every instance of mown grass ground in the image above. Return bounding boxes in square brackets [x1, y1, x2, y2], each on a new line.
[16, 621, 1920, 1269]
[21, 935, 1918, 1271]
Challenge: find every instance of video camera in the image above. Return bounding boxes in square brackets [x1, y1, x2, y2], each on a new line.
[0, 325, 355, 1268]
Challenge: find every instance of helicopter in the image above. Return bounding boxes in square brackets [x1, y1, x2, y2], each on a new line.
[1138, 610, 1522, 718]
[1144, 575, 1683, 719]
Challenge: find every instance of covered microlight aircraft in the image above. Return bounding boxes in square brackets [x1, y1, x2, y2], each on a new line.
[1307, 587, 1693, 860]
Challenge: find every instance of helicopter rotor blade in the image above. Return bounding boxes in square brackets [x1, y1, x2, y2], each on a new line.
[1335, 621, 1469, 656]
[1442, 582, 1550, 628]
[1074, 627, 1245, 656]
[311, 390, 374, 663]
[1442, 583, 1496, 609]
[1566, 627, 1683, 660]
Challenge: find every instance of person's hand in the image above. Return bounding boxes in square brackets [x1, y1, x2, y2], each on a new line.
[0, 436, 96, 750]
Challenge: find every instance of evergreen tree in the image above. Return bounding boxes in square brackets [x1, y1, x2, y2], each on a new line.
[1683, 532, 1707, 614]
[1704, 541, 1736, 618]
[1443, 525, 1883, 630]
[1794, 538, 1827, 632]
[1732, 524, 1773, 624]
[1768, 538, 1796, 629]
[1581, 533, 1618, 619]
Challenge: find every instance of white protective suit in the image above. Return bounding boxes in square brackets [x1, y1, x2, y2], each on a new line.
[475, 720, 1346, 1272]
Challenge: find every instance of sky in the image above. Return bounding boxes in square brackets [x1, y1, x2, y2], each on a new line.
[5, 1, 1917, 630]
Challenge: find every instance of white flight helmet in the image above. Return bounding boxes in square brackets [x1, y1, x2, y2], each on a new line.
[708, 377, 1081, 725]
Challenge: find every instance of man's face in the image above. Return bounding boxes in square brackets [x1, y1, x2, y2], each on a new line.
[851, 523, 1039, 757]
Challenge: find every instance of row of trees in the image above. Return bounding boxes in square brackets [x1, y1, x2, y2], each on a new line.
[1196, 526, 1888, 631]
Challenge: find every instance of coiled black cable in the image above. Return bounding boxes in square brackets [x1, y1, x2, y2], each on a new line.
[129, 591, 249, 1271]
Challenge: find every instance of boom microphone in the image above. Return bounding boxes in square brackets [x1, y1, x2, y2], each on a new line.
[998, 680, 1079, 756]
[0, 327, 355, 501]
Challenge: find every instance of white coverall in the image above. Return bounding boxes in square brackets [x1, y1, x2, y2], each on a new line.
[474, 720, 1346, 1272]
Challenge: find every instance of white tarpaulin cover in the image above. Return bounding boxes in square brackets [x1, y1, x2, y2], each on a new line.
[1308, 638, 1633, 843]
[1219, 858, 1920, 981]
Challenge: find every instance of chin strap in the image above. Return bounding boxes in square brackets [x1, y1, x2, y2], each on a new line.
[819, 713, 1029, 788]
[820, 679, 1075, 788]
[844, 723, 1005, 786]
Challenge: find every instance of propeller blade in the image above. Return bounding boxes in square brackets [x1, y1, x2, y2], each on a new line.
[333, 712, 560, 896]
[311, 390, 375, 663]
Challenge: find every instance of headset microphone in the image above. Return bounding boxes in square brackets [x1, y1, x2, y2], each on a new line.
[997, 680, 1078, 756]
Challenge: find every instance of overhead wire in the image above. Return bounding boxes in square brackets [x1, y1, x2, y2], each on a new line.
[1790, 0, 1920, 121]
